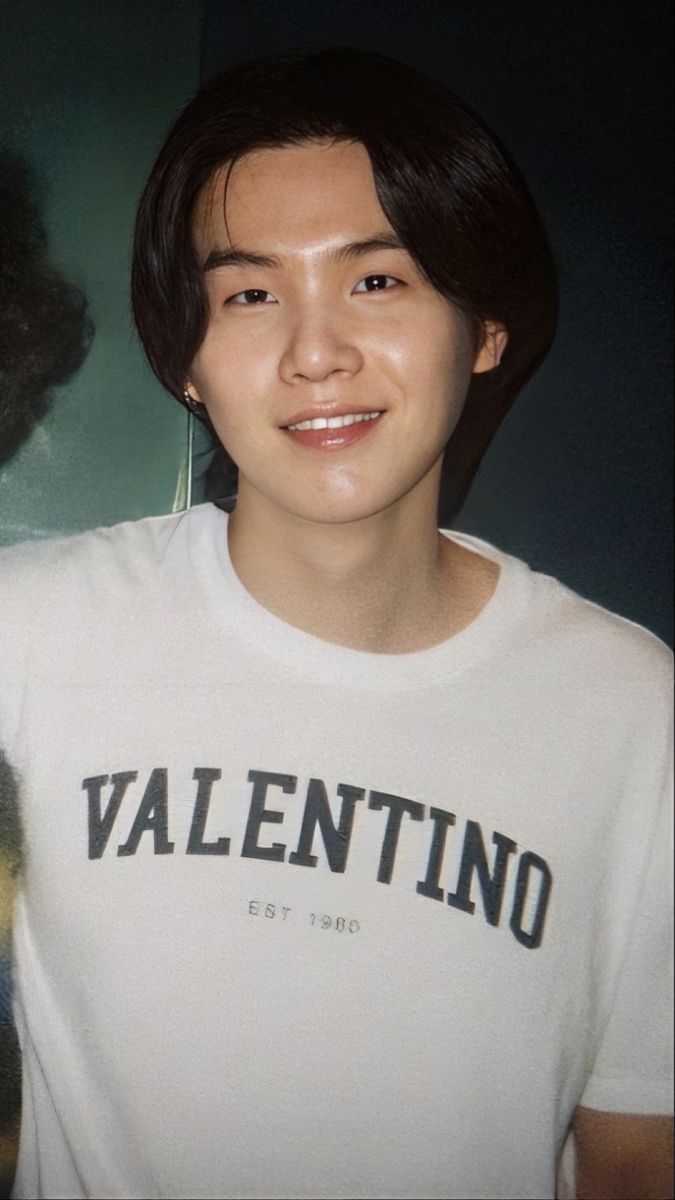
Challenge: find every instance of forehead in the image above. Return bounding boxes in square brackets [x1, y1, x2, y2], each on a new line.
[192, 140, 393, 260]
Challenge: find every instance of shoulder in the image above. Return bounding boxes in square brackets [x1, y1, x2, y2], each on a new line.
[527, 567, 673, 690]
[0, 508, 217, 685]
[450, 527, 672, 697]
[0, 507, 204, 604]
[0, 506, 193, 570]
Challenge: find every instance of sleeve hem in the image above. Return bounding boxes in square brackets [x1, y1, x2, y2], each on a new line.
[579, 1075, 674, 1115]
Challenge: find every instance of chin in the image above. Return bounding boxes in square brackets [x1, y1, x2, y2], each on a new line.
[241, 461, 434, 527]
[280, 490, 414, 528]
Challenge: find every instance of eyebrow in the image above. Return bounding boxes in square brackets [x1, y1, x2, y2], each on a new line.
[202, 232, 408, 272]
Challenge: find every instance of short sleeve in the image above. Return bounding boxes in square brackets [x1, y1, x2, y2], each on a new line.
[580, 749, 674, 1114]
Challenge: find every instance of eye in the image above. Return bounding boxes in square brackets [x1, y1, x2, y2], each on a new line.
[353, 274, 401, 293]
[226, 289, 276, 306]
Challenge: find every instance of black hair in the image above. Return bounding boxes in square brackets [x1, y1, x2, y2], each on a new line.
[132, 46, 557, 517]
[0, 149, 94, 467]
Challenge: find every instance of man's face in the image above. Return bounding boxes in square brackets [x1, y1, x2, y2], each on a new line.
[189, 139, 502, 526]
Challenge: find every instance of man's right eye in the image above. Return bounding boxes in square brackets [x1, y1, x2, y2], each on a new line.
[226, 289, 276, 305]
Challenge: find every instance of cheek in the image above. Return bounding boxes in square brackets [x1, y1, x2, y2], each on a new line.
[383, 302, 472, 369]
[397, 319, 476, 455]
[371, 312, 427, 371]
[191, 329, 271, 415]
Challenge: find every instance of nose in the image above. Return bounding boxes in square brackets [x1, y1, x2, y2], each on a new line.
[278, 303, 364, 384]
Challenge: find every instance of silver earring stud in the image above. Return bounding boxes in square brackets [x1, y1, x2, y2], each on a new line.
[183, 390, 201, 415]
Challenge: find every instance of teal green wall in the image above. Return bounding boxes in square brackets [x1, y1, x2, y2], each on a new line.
[0, 0, 202, 542]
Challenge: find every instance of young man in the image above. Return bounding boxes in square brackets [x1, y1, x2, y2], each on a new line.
[0, 46, 672, 1200]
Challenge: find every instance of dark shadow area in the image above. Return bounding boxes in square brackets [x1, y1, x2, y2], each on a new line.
[0, 144, 92, 1188]
[0, 148, 94, 466]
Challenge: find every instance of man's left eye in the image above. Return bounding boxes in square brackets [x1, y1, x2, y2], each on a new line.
[354, 275, 400, 293]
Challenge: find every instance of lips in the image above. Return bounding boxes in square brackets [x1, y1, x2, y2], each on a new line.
[281, 410, 385, 451]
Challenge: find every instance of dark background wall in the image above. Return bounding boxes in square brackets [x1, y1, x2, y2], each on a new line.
[0, 0, 200, 544]
[201, 0, 673, 647]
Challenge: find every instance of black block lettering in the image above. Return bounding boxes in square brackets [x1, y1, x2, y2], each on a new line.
[446, 820, 516, 926]
[368, 790, 424, 884]
[289, 779, 365, 871]
[241, 770, 296, 862]
[509, 851, 553, 949]
[416, 806, 456, 900]
[187, 768, 229, 855]
[83, 771, 137, 860]
[117, 768, 174, 857]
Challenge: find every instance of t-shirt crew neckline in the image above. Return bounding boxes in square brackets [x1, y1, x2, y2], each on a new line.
[188, 502, 534, 691]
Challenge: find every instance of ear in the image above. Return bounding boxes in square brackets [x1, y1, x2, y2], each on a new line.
[472, 322, 508, 374]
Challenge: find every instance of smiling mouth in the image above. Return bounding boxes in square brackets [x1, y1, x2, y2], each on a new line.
[285, 410, 382, 431]
[281, 410, 385, 450]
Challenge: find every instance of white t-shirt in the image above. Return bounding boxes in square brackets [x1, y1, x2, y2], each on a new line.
[0, 502, 672, 1200]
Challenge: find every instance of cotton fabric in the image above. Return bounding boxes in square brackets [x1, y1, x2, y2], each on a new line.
[1, 503, 672, 1200]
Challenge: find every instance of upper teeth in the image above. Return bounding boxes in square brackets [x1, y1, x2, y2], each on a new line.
[286, 411, 382, 431]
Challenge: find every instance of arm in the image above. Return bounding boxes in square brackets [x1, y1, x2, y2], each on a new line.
[573, 1106, 674, 1200]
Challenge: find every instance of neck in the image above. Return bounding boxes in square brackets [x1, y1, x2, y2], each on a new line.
[224, 483, 498, 654]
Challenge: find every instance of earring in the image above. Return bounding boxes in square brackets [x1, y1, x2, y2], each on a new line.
[183, 389, 202, 416]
